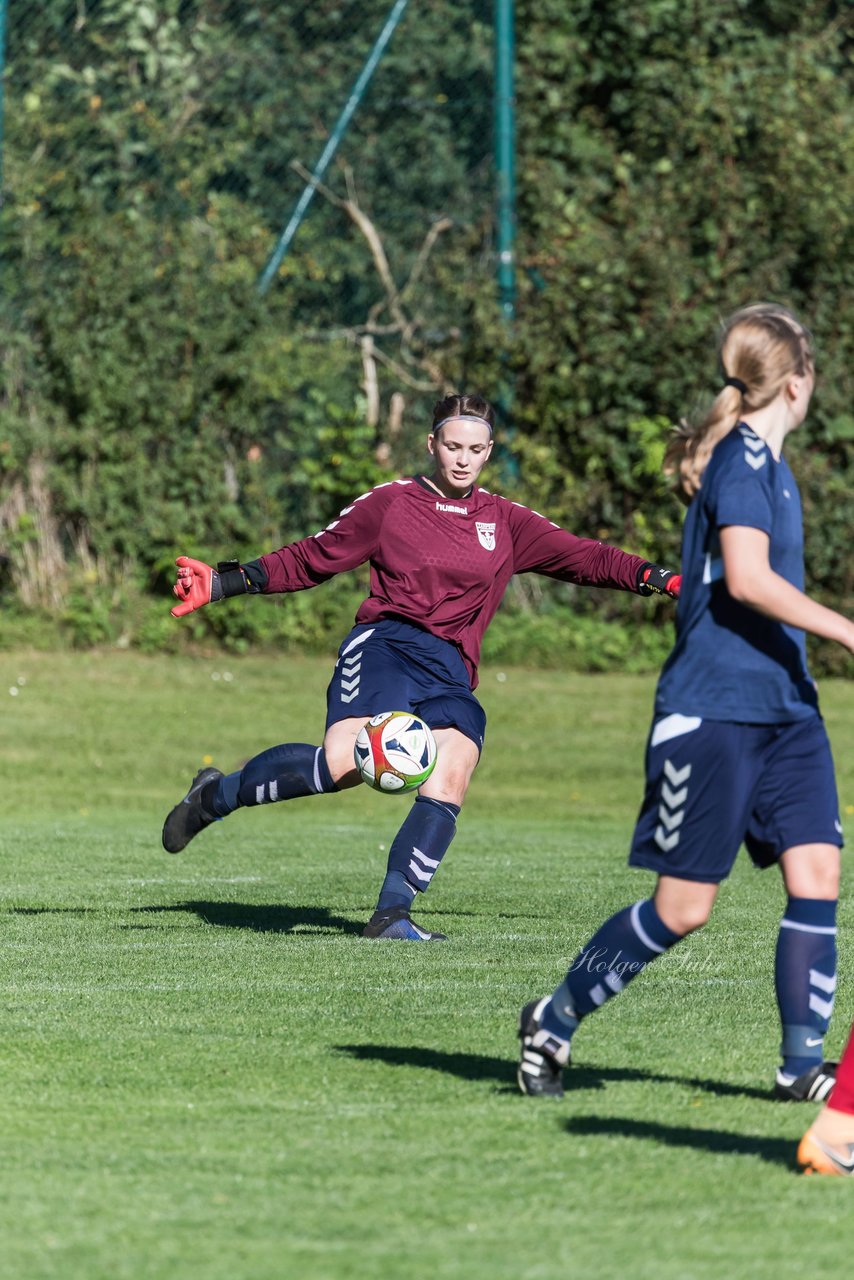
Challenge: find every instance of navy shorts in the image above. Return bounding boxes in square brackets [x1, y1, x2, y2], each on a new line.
[629, 713, 843, 884]
[325, 619, 486, 755]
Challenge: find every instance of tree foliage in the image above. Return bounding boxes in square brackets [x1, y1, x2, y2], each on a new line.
[0, 0, 851, 668]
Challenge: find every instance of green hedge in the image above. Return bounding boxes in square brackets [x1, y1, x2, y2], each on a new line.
[0, 2, 850, 672]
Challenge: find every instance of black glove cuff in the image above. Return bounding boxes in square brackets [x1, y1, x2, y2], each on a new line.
[637, 562, 675, 596]
[216, 560, 250, 598]
[241, 560, 268, 592]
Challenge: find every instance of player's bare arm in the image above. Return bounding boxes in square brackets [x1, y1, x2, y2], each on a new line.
[720, 525, 854, 653]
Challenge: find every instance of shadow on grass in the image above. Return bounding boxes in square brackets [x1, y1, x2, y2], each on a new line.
[337, 1043, 518, 1086]
[6, 901, 475, 936]
[128, 901, 366, 936]
[564, 1116, 796, 1169]
[335, 1044, 772, 1101]
[7, 906, 96, 914]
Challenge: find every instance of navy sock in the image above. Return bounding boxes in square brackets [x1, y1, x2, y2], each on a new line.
[206, 744, 337, 817]
[776, 896, 837, 1078]
[376, 797, 460, 912]
[540, 899, 682, 1042]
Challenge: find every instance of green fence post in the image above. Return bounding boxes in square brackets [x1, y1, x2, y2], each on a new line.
[257, 0, 412, 295]
[0, 0, 8, 205]
[495, 0, 516, 325]
[494, 0, 517, 470]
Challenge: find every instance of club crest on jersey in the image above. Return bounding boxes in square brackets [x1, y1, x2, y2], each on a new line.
[476, 521, 496, 551]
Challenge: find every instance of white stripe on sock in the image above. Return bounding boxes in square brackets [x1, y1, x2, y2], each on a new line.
[780, 920, 837, 935]
[312, 747, 323, 794]
[809, 993, 835, 1021]
[810, 968, 837, 995]
[269, 779, 278, 803]
[630, 901, 666, 955]
[408, 860, 433, 885]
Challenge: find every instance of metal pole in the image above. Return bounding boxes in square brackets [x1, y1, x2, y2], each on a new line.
[494, 0, 516, 324]
[257, 0, 412, 295]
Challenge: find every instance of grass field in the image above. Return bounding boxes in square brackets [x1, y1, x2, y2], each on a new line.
[1, 650, 852, 1279]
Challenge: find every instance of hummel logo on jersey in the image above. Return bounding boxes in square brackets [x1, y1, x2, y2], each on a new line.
[739, 428, 767, 470]
[476, 521, 496, 551]
[655, 758, 692, 853]
[436, 501, 468, 514]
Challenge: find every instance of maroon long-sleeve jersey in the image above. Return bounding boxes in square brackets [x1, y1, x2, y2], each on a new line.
[257, 477, 647, 688]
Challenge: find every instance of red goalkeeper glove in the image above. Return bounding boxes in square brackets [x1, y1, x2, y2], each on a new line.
[637, 563, 681, 599]
[170, 557, 250, 618]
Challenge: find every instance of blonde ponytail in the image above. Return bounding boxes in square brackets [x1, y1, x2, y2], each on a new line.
[664, 303, 813, 500]
[664, 386, 744, 499]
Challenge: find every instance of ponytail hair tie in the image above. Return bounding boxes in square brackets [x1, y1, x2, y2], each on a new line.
[723, 376, 748, 396]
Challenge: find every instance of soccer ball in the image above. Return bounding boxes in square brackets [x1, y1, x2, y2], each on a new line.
[354, 712, 438, 794]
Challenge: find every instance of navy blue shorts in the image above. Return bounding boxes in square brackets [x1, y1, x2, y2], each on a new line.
[325, 619, 486, 754]
[629, 713, 843, 884]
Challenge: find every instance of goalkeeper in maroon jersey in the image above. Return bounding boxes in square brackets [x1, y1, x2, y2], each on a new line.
[163, 393, 680, 940]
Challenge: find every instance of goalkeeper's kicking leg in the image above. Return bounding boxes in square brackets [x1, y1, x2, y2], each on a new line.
[161, 718, 478, 940]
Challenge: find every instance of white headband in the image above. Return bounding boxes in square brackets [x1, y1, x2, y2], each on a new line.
[432, 414, 493, 435]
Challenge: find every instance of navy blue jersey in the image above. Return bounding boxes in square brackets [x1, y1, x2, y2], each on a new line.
[655, 423, 818, 723]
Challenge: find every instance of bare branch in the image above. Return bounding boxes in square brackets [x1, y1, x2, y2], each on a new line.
[400, 217, 453, 302]
[360, 335, 380, 427]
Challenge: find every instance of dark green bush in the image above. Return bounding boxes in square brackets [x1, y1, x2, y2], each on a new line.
[0, 2, 850, 672]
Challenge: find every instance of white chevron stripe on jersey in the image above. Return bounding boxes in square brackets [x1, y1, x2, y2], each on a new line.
[742, 435, 766, 453]
[745, 451, 766, 470]
[654, 826, 680, 852]
[655, 757, 691, 852]
[339, 650, 363, 703]
[661, 780, 688, 809]
[663, 759, 691, 787]
[657, 805, 685, 833]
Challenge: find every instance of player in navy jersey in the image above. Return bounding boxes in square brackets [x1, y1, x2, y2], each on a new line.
[518, 303, 854, 1098]
[162, 393, 679, 939]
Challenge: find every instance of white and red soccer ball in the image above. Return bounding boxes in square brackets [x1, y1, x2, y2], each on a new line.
[354, 712, 438, 793]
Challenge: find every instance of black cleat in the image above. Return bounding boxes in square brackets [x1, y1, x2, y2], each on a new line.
[362, 907, 447, 940]
[518, 997, 571, 1098]
[162, 767, 222, 854]
[774, 1061, 837, 1102]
